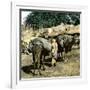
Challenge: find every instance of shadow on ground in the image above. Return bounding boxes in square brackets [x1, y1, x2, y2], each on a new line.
[21, 57, 64, 75]
[21, 65, 34, 74]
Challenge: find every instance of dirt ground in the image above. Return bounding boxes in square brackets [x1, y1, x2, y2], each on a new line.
[20, 48, 80, 79]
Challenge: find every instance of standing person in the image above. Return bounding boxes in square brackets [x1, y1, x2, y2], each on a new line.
[51, 39, 58, 66]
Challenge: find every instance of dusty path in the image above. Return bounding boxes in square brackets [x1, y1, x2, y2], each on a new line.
[20, 48, 80, 79]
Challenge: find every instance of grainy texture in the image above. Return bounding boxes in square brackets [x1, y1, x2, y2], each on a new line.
[20, 24, 80, 79]
[20, 48, 80, 79]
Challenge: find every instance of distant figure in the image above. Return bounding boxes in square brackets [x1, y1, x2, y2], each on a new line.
[51, 39, 58, 66]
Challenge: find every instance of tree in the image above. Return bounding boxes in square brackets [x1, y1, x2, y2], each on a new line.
[24, 11, 80, 30]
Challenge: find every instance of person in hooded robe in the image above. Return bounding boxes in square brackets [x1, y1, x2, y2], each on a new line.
[51, 39, 58, 66]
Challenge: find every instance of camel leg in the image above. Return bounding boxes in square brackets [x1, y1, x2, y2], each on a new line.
[41, 55, 45, 71]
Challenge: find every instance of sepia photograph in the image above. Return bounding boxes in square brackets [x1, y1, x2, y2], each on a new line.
[20, 9, 80, 79]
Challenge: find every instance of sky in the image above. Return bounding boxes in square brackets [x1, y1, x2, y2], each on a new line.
[21, 11, 32, 24]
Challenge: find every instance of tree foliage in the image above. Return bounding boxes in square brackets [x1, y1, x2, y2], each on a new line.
[24, 11, 80, 29]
